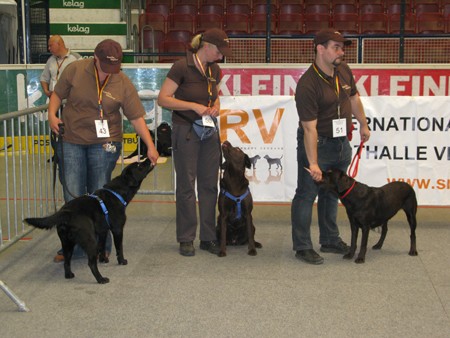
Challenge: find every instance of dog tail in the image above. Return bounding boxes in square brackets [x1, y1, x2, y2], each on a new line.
[24, 211, 70, 230]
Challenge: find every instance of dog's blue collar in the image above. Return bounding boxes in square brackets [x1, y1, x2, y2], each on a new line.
[221, 188, 250, 220]
[88, 194, 111, 227]
[103, 188, 127, 206]
[88, 189, 127, 227]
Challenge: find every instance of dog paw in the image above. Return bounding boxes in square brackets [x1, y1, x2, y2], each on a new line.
[343, 253, 353, 260]
[372, 244, 382, 250]
[408, 250, 418, 256]
[218, 251, 227, 257]
[65, 272, 75, 279]
[354, 257, 365, 264]
[118, 258, 128, 265]
[255, 241, 263, 248]
[97, 277, 110, 284]
[248, 249, 257, 256]
[99, 256, 109, 264]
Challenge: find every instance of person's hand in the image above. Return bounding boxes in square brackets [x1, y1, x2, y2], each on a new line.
[146, 145, 159, 166]
[360, 125, 371, 143]
[44, 90, 52, 97]
[49, 113, 63, 134]
[205, 106, 220, 117]
[306, 163, 322, 182]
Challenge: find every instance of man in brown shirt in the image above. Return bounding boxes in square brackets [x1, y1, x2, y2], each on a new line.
[292, 29, 370, 265]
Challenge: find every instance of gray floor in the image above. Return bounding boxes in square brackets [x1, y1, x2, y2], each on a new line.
[1, 193, 449, 337]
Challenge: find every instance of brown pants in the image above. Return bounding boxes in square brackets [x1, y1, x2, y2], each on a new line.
[171, 123, 221, 243]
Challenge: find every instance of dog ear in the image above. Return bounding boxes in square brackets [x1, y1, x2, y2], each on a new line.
[244, 154, 251, 169]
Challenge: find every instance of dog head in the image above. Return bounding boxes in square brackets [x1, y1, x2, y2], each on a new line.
[123, 158, 155, 185]
[319, 168, 354, 197]
[221, 141, 251, 172]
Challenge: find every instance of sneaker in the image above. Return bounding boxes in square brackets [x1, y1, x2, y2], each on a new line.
[199, 240, 220, 255]
[295, 249, 324, 265]
[53, 253, 64, 263]
[320, 240, 350, 254]
[180, 241, 195, 257]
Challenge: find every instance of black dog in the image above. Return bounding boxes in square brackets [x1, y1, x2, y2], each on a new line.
[25, 159, 154, 283]
[249, 154, 261, 169]
[217, 141, 262, 257]
[264, 154, 283, 170]
[320, 168, 418, 263]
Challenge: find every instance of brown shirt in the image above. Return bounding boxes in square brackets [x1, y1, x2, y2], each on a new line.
[166, 51, 222, 125]
[54, 58, 145, 144]
[295, 61, 357, 138]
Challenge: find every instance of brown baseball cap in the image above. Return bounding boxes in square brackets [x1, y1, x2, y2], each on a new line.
[314, 28, 351, 46]
[94, 39, 123, 74]
[202, 28, 232, 57]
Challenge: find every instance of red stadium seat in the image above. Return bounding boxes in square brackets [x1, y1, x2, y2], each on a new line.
[278, 3, 304, 15]
[277, 13, 304, 35]
[145, 3, 170, 18]
[303, 14, 331, 34]
[305, 4, 330, 15]
[226, 4, 251, 17]
[414, 3, 440, 16]
[165, 30, 193, 43]
[332, 13, 359, 35]
[332, 4, 357, 15]
[359, 13, 389, 34]
[389, 13, 417, 34]
[417, 12, 445, 34]
[359, 4, 385, 15]
[251, 13, 276, 35]
[196, 13, 223, 33]
[199, 4, 224, 16]
[139, 13, 166, 35]
[224, 13, 250, 35]
[159, 40, 188, 63]
[173, 4, 198, 16]
[167, 13, 196, 33]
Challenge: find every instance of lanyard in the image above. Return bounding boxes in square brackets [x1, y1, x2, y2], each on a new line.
[94, 65, 110, 120]
[194, 53, 213, 107]
[55, 56, 67, 81]
[313, 63, 341, 118]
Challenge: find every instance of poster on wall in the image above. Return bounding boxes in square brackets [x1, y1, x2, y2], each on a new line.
[219, 95, 449, 206]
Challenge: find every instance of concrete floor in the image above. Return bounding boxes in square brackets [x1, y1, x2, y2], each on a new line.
[1, 184, 449, 338]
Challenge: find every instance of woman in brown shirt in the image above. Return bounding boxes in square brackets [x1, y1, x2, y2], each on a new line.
[158, 28, 232, 257]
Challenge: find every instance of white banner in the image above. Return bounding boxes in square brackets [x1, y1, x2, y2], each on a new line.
[220, 96, 450, 206]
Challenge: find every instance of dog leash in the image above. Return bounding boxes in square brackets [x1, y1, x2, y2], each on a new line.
[347, 141, 365, 178]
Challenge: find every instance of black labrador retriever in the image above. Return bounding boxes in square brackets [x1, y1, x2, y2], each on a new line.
[217, 141, 262, 257]
[320, 168, 418, 263]
[25, 159, 154, 284]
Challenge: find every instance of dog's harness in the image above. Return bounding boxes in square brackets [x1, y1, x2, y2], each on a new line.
[221, 188, 250, 220]
[88, 189, 127, 227]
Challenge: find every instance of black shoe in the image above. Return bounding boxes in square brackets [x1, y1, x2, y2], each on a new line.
[180, 241, 195, 257]
[295, 249, 324, 265]
[320, 240, 350, 254]
[199, 240, 220, 255]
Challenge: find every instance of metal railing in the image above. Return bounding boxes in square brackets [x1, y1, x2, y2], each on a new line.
[0, 96, 174, 253]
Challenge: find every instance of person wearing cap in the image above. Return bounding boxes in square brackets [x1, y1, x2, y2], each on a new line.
[158, 28, 231, 257]
[291, 29, 371, 265]
[47, 39, 159, 261]
[40, 35, 81, 98]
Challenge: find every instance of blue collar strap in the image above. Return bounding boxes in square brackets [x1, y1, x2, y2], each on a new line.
[103, 188, 127, 206]
[88, 194, 111, 227]
[221, 188, 250, 220]
[88, 189, 127, 228]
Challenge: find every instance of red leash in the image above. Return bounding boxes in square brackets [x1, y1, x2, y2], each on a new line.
[347, 141, 365, 178]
